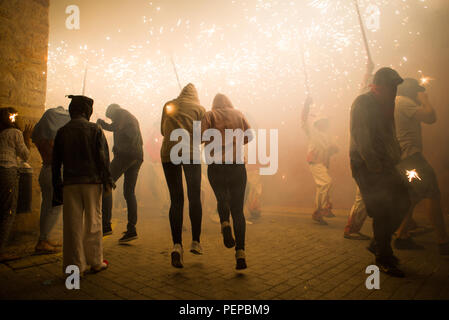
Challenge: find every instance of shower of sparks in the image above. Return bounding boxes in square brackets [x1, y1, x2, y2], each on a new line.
[406, 169, 421, 183]
[9, 113, 18, 123]
[46, 0, 430, 123]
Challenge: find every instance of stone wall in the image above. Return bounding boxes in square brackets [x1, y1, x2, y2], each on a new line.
[0, 0, 49, 233]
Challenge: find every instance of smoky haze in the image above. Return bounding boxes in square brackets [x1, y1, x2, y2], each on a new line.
[46, 0, 449, 213]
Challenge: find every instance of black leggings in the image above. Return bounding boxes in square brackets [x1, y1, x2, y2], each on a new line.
[162, 162, 202, 245]
[207, 164, 247, 251]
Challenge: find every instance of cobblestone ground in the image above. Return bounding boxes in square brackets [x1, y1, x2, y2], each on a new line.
[1, 206, 448, 300]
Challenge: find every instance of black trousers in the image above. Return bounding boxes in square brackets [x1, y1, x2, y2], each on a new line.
[0, 167, 19, 253]
[102, 156, 142, 233]
[207, 164, 247, 251]
[352, 163, 410, 259]
[162, 162, 202, 245]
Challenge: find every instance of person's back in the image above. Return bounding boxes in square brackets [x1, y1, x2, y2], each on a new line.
[349, 91, 401, 172]
[111, 108, 143, 160]
[55, 118, 108, 185]
[394, 95, 423, 159]
[201, 93, 252, 163]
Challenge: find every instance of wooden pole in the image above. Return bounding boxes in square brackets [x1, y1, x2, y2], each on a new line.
[354, 0, 373, 63]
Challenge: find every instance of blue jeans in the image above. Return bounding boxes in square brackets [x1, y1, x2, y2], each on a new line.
[39, 165, 62, 241]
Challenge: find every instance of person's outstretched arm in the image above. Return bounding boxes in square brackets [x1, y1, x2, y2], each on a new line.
[414, 92, 437, 124]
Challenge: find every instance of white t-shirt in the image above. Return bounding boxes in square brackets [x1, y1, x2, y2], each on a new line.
[394, 96, 422, 159]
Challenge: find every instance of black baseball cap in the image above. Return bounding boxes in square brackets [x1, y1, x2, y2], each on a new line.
[373, 67, 404, 87]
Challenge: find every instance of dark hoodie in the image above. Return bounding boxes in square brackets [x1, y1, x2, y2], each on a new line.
[201, 94, 252, 163]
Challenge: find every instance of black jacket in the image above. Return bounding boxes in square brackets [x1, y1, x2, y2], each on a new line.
[52, 117, 113, 204]
[99, 109, 143, 161]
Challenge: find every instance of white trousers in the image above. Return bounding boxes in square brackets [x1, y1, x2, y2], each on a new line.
[63, 184, 103, 273]
[309, 163, 332, 211]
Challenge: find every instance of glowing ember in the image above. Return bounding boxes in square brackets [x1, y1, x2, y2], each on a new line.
[9, 113, 18, 123]
[406, 169, 421, 183]
[420, 76, 432, 86]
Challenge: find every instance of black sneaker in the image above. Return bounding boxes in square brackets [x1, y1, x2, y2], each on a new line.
[376, 257, 405, 278]
[119, 231, 138, 243]
[394, 238, 425, 250]
[236, 258, 247, 270]
[103, 226, 112, 236]
[222, 225, 236, 249]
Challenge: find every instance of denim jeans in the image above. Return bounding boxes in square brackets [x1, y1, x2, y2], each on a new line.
[102, 157, 142, 233]
[39, 165, 62, 241]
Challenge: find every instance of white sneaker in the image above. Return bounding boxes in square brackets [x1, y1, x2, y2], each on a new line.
[171, 244, 184, 268]
[190, 241, 203, 255]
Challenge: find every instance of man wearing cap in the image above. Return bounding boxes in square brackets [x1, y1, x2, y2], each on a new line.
[350, 67, 411, 277]
[393, 78, 449, 255]
[53, 95, 114, 274]
[97, 104, 143, 243]
[302, 96, 339, 226]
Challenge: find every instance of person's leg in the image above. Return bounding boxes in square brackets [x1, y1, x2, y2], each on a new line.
[102, 157, 126, 232]
[425, 197, 449, 244]
[344, 186, 370, 239]
[207, 164, 231, 223]
[37, 166, 62, 247]
[0, 168, 19, 259]
[183, 164, 203, 243]
[82, 184, 104, 269]
[162, 162, 184, 245]
[63, 185, 87, 273]
[208, 164, 235, 248]
[123, 160, 142, 233]
[309, 163, 329, 224]
[228, 165, 247, 252]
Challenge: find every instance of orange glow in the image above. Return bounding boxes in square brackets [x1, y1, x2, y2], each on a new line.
[9, 113, 18, 123]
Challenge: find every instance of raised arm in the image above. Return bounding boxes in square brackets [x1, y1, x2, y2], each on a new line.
[414, 92, 436, 124]
[301, 95, 313, 135]
[96, 119, 114, 132]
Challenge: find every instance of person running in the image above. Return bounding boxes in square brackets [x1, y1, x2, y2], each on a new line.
[350, 67, 410, 277]
[32, 106, 70, 254]
[161, 83, 206, 268]
[201, 93, 253, 270]
[393, 78, 449, 255]
[0, 108, 32, 263]
[301, 96, 339, 225]
[53, 95, 114, 275]
[97, 104, 143, 243]
[344, 60, 374, 240]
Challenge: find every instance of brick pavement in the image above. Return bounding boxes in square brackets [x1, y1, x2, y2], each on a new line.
[1, 207, 448, 300]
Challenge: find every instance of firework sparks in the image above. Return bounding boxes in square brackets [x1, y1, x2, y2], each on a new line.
[9, 113, 18, 123]
[406, 169, 421, 183]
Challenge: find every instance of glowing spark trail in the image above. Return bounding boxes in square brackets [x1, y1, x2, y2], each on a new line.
[406, 169, 421, 183]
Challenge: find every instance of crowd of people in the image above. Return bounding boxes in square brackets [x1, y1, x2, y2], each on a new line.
[0, 62, 448, 278]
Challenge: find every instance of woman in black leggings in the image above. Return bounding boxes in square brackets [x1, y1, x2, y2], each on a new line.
[160, 83, 206, 268]
[201, 94, 253, 270]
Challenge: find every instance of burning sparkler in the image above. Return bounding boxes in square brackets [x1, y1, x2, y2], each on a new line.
[9, 113, 18, 123]
[406, 169, 421, 183]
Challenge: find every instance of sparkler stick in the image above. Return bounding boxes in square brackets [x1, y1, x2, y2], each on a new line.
[170, 55, 182, 90]
[353, 0, 373, 63]
[300, 43, 311, 96]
